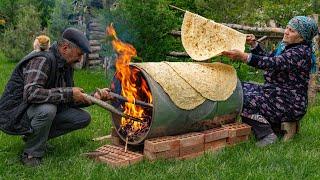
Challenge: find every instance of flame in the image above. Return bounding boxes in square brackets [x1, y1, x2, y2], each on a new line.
[107, 24, 152, 133]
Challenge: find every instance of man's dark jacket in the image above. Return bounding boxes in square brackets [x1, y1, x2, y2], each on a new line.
[0, 43, 74, 135]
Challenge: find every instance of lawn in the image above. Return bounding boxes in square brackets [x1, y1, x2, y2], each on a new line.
[1, 58, 320, 179]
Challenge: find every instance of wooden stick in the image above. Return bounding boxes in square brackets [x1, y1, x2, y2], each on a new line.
[92, 135, 112, 141]
[83, 94, 144, 122]
[167, 51, 189, 57]
[124, 136, 128, 152]
[109, 91, 153, 109]
[256, 35, 268, 43]
[168, 5, 186, 12]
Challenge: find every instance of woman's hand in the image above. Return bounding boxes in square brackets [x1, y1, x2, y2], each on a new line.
[221, 49, 249, 63]
[246, 34, 257, 47]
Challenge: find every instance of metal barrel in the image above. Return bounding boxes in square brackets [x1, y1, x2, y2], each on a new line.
[111, 64, 243, 145]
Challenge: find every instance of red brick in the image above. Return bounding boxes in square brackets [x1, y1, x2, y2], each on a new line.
[144, 136, 180, 153]
[95, 145, 143, 167]
[203, 127, 229, 143]
[227, 135, 249, 145]
[180, 144, 204, 157]
[204, 138, 227, 152]
[177, 151, 204, 160]
[223, 122, 251, 137]
[144, 149, 180, 161]
[178, 132, 204, 147]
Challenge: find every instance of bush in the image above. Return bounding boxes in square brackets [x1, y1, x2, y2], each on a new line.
[0, 5, 42, 62]
[99, 0, 180, 61]
[48, 0, 72, 41]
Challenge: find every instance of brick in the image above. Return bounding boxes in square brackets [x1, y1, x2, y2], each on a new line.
[227, 135, 249, 145]
[180, 144, 204, 157]
[144, 136, 180, 153]
[203, 127, 229, 143]
[95, 145, 143, 167]
[177, 132, 204, 157]
[177, 151, 204, 160]
[205, 138, 227, 152]
[144, 149, 180, 161]
[223, 122, 251, 137]
[178, 132, 204, 147]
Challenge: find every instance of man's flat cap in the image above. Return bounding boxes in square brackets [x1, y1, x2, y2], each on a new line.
[62, 27, 91, 53]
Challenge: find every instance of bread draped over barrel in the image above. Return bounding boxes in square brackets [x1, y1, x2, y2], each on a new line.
[134, 62, 237, 110]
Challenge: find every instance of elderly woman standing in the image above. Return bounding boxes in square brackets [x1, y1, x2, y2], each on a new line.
[222, 16, 318, 147]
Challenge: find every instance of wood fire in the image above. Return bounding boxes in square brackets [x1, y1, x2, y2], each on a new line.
[106, 24, 153, 141]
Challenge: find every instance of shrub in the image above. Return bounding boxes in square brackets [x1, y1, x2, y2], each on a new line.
[99, 0, 180, 61]
[0, 5, 42, 62]
[48, 0, 75, 41]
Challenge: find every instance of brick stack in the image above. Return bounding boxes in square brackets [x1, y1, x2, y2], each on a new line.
[89, 145, 144, 168]
[144, 122, 251, 161]
[86, 122, 251, 167]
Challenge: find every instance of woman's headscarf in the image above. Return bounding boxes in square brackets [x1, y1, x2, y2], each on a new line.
[274, 16, 318, 73]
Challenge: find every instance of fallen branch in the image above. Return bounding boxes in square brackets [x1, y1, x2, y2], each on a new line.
[167, 51, 189, 57]
[92, 135, 111, 141]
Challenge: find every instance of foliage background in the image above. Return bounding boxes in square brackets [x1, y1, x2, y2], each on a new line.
[1, 0, 319, 62]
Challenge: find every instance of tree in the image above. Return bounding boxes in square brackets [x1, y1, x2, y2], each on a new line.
[0, 5, 42, 61]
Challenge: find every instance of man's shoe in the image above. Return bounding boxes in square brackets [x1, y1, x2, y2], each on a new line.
[21, 153, 42, 167]
[256, 133, 278, 147]
[281, 122, 298, 142]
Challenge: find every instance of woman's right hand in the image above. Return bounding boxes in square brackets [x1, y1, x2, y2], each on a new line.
[246, 34, 257, 47]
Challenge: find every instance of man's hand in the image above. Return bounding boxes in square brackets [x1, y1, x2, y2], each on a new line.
[221, 49, 248, 63]
[72, 87, 91, 104]
[94, 88, 113, 101]
[246, 34, 257, 47]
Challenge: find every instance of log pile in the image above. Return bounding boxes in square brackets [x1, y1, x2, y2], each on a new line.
[87, 19, 104, 67]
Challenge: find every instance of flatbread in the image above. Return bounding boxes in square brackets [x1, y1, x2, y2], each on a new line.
[134, 62, 237, 110]
[181, 11, 246, 61]
[135, 62, 206, 110]
[165, 62, 237, 101]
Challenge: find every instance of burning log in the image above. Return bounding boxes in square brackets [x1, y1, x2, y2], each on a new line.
[96, 88, 153, 108]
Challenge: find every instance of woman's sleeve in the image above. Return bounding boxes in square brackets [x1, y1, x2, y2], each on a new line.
[247, 46, 308, 71]
[250, 43, 270, 56]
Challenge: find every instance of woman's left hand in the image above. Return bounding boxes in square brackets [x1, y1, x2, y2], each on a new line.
[221, 49, 248, 63]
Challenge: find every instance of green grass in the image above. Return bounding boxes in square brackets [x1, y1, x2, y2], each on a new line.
[1, 58, 320, 179]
